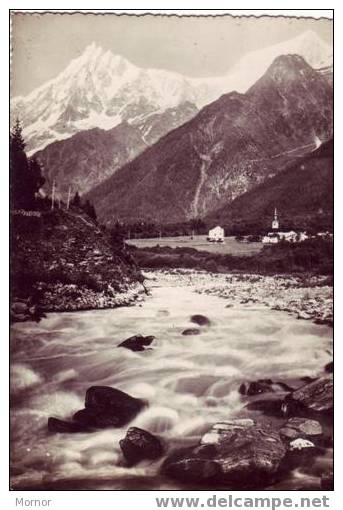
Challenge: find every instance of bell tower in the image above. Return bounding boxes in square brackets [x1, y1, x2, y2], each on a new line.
[272, 208, 279, 230]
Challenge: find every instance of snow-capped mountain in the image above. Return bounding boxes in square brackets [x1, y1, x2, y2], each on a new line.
[11, 30, 332, 154]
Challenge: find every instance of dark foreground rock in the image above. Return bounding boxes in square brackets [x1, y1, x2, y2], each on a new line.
[190, 315, 211, 326]
[49, 386, 146, 433]
[118, 334, 155, 352]
[285, 376, 333, 415]
[120, 427, 164, 465]
[162, 419, 286, 488]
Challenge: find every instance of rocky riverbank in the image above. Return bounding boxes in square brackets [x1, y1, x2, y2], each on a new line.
[10, 208, 145, 322]
[145, 269, 333, 327]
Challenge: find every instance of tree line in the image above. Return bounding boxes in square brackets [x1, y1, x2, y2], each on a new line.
[10, 120, 97, 221]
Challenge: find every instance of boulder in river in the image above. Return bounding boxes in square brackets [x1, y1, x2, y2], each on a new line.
[73, 407, 123, 429]
[118, 334, 155, 352]
[182, 328, 201, 336]
[190, 315, 211, 326]
[49, 386, 146, 433]
[84, 386, 146, 426]
[119, 427, 164, 465]
[48, 417, 90, 433]
[285, 376, 333, 415]
[162, 419, 286, 488]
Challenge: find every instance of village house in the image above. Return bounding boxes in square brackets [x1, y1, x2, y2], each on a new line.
[207, 225, 225, 243]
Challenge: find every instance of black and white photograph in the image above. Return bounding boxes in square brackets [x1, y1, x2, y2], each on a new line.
[9, 9, 333, 493]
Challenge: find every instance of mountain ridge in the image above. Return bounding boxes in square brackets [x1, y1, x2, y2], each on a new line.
[86, 54, 332, 225]
[206, 139, 333, 232]
[11, 30, 332, 154]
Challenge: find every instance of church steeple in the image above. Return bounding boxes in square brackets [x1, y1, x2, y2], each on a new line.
[272, 207, 279, 230]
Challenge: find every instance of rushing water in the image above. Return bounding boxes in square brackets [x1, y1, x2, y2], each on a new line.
[10, 282, 333, 490]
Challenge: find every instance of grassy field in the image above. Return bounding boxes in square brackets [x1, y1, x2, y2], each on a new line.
[126, 235, 262, 256]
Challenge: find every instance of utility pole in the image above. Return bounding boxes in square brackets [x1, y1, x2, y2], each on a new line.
[66, 186, 71, 210]
[51, 180, 56, 211]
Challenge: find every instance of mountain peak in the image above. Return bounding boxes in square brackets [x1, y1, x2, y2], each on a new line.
[80, 42, 106, 61]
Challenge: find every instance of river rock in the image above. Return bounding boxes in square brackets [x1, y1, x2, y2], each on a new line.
[49, 386, 146, 432]
[321, 472, 334, 490]
[118, 334, 155, 352]
[182, 328, 201, 336]
[83, 386, 146, 427]
[161, 446, 220, 483]
[239, 379, 294, 396]
[324, 361, 333, 373]
[119, 427, 164, 465]
[11, 301, 29, 313]
[239, 379, 274, 396]
[245, 397, 287, 417]
[190, 314, 211, 326]
[200, 419, 255, 445]
[285, 376, 333, 415]
[289, 438, 315, 451]
[279, 437, 319, 473]
[73, 407, 122, 428]
[48, 417, 89, 433]
[280, 417, 322, 443]
[162, 419, 286, 488]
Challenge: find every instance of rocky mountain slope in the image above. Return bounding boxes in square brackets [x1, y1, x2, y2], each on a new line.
[86, 55, 333, 225]
[11, 31, 331, 154]
[35, 122, 147, 195]
[10, 208, 144, 320]
[207, 139, 333, 231]
[34, 103, 198, 196]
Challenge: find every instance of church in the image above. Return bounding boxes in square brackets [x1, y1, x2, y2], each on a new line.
[262, 209, 304, 244]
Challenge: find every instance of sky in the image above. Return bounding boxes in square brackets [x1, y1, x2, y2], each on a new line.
[11, 12, 333, 97]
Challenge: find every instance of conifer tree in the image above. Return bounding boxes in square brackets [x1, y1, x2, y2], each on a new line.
[10, 119, 41, 208]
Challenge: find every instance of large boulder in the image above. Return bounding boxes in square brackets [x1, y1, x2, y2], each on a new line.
[118, 334, 155, 352]
[119, 427, 164, 465]
[162, 419, 286, 488]
[83, 386, 146, 426]
[49, 386, 146, 433]
[285, 376, 333, 415]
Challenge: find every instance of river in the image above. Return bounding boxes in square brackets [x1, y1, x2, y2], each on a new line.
[10, 277, 333, 490]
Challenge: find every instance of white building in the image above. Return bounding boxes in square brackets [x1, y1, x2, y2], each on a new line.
[207, 226, 225, 243]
